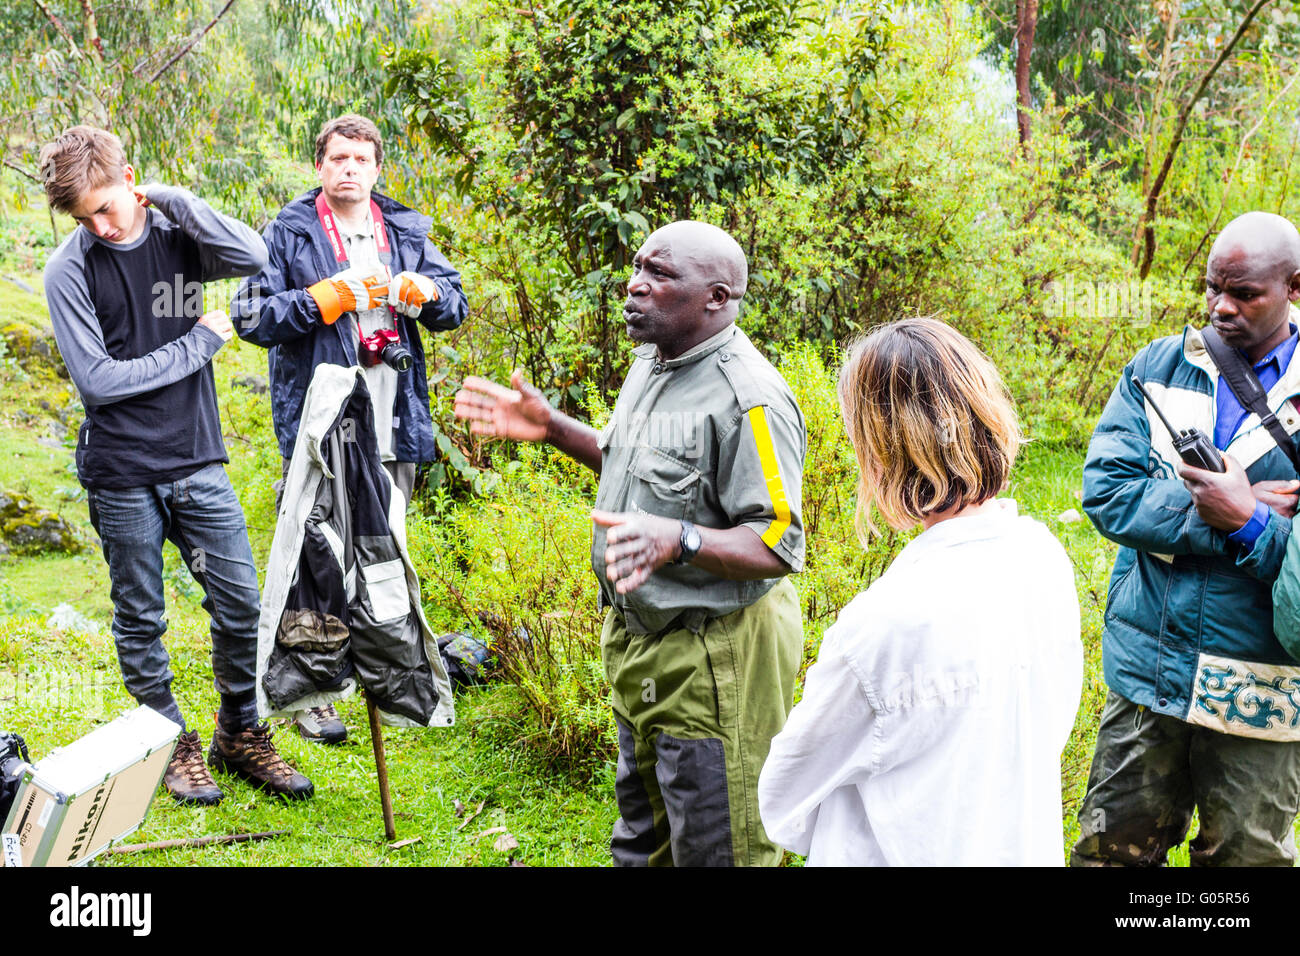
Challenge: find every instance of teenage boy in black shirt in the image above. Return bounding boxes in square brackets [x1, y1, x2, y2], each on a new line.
[40, 125, 312, 804]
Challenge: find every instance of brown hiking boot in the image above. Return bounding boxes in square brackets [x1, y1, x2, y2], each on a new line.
[208, 722, 315, 800]
[164, 730, 224, 806]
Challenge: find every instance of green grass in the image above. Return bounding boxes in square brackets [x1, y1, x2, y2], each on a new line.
[4, 611, 617, 866]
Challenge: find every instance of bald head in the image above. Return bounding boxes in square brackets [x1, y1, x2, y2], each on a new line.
[624, 220, 750, 359]
[646, 220, 749, 305]
[1210, 211, 1300, 281]
[1204, 211, 1300, 363]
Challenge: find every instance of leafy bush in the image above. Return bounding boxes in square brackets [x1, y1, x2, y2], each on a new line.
[386, 0, 892, 403]
[388, 0, 1207, 474]
[408, 444, 612, 774]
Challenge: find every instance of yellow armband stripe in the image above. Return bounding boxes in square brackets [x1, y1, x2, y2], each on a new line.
[747, 406, 791, 549]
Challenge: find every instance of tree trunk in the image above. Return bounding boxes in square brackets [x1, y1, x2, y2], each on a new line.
[1014, 0, 1038, 146]
[1132, 0, 1274, 280]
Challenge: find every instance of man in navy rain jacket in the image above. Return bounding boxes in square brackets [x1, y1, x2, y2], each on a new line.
[232, 114, 466, 743]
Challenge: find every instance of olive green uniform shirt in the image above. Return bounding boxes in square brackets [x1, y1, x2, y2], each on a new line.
[592, 323, 806, 634]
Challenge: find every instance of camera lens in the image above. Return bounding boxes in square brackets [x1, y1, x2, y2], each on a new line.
[381, 343, 413, 373]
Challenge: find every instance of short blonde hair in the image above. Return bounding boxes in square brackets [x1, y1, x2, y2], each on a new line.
[38, 126, 127, 214]
[838, 317, 1022, 540]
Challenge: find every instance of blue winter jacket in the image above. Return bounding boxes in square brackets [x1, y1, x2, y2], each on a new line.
[231, 188, 467, 462]
[1085, 325, 1300, 741]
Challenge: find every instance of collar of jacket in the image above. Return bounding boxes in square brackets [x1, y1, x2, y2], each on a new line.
[631, 323, 737, 368]
[273, 187, 433, 244]
[1181, 308, 1300, 397]
[1175, 315, 1300, 475]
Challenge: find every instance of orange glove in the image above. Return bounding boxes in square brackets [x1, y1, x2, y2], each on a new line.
[387, 271, 438, 318]
[307, 270, 390, 325]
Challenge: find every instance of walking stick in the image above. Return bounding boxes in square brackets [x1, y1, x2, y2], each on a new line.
[365, 692, 397, 841]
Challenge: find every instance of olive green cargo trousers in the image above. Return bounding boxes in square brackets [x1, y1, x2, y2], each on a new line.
[1072, 689, 1300, 866]
[601, 577, 802, 867]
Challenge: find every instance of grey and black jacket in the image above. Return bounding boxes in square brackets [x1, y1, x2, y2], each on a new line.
[255, 364, 454, 728]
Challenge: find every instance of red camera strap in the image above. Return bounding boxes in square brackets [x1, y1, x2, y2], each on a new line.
[314, 192, 400, 352]
[314, 192, 392, 268]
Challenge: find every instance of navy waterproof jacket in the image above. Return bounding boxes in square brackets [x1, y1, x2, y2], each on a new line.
[231, 188, 467, 463]
[1084, 325, 1300, 741]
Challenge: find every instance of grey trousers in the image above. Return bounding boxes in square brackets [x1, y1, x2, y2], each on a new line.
[1072, 689, 1300, 867]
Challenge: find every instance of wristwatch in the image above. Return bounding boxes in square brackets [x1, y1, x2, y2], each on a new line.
[674, 520, 702, 565]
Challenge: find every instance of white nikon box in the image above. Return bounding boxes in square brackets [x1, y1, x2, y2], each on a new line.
[2, 705, 181, 867]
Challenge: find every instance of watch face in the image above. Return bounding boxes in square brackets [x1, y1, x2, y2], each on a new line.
[680, 524, 702, 562]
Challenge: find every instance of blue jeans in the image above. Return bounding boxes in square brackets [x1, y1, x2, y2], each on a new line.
[87, 463, 260, 730]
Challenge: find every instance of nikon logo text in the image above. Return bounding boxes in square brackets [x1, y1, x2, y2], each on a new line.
[49, 886, 152, 936]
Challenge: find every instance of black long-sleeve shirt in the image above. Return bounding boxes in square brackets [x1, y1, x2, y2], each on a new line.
[43, 186, 267, 488]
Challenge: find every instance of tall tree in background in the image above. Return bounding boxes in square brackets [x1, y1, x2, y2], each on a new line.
[2, 1, 244, 188]
[983, 0, 1300, 162]
[1014, 0, 1037, 145]
[1130, 0, 1276, 279]
[387, 0, 892, 394]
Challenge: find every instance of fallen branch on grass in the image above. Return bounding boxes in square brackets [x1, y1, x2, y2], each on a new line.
[105, 829, 289, 854]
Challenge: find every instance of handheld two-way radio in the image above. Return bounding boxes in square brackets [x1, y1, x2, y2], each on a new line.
[1131, 376, 1225, 473]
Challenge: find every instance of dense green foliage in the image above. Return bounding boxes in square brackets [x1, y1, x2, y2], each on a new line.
[1, 0, 432, 222]
[387, 0, 893, 398]
[982, 1, 1300, 155]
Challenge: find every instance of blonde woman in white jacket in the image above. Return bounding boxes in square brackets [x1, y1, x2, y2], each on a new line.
[757, 318, 1083, 866]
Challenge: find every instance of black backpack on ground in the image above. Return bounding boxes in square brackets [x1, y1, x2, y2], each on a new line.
[437, 632, 493, 693]
[0, 732, 30, 825]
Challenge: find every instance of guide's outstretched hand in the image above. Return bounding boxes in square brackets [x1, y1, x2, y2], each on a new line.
[454, 370, 552, 443]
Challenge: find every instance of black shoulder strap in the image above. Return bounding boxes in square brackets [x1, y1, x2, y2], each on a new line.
[1201, 325, 1300, 475]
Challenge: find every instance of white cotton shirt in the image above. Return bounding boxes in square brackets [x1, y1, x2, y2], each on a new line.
[758, 503, 1082, 866]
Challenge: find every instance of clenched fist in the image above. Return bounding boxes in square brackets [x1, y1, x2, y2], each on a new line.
[388, 271, 437, 318]
[197, 309, 233, 343]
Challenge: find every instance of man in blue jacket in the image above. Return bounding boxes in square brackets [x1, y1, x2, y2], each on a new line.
[1073, 212, 1300, 866]
[232, 115, 467, 743]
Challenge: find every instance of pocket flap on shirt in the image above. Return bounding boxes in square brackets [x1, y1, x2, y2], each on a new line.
[361, 559, 409, 623]
[628, 448, 701, 489]
[597, 421, 618, 451]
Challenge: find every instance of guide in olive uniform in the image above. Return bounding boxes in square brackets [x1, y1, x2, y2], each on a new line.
[454, 220, 807, 866]
[594, 322, 805, 865]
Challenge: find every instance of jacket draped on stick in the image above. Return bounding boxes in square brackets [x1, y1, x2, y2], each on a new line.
[256, 363, 455, 728]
